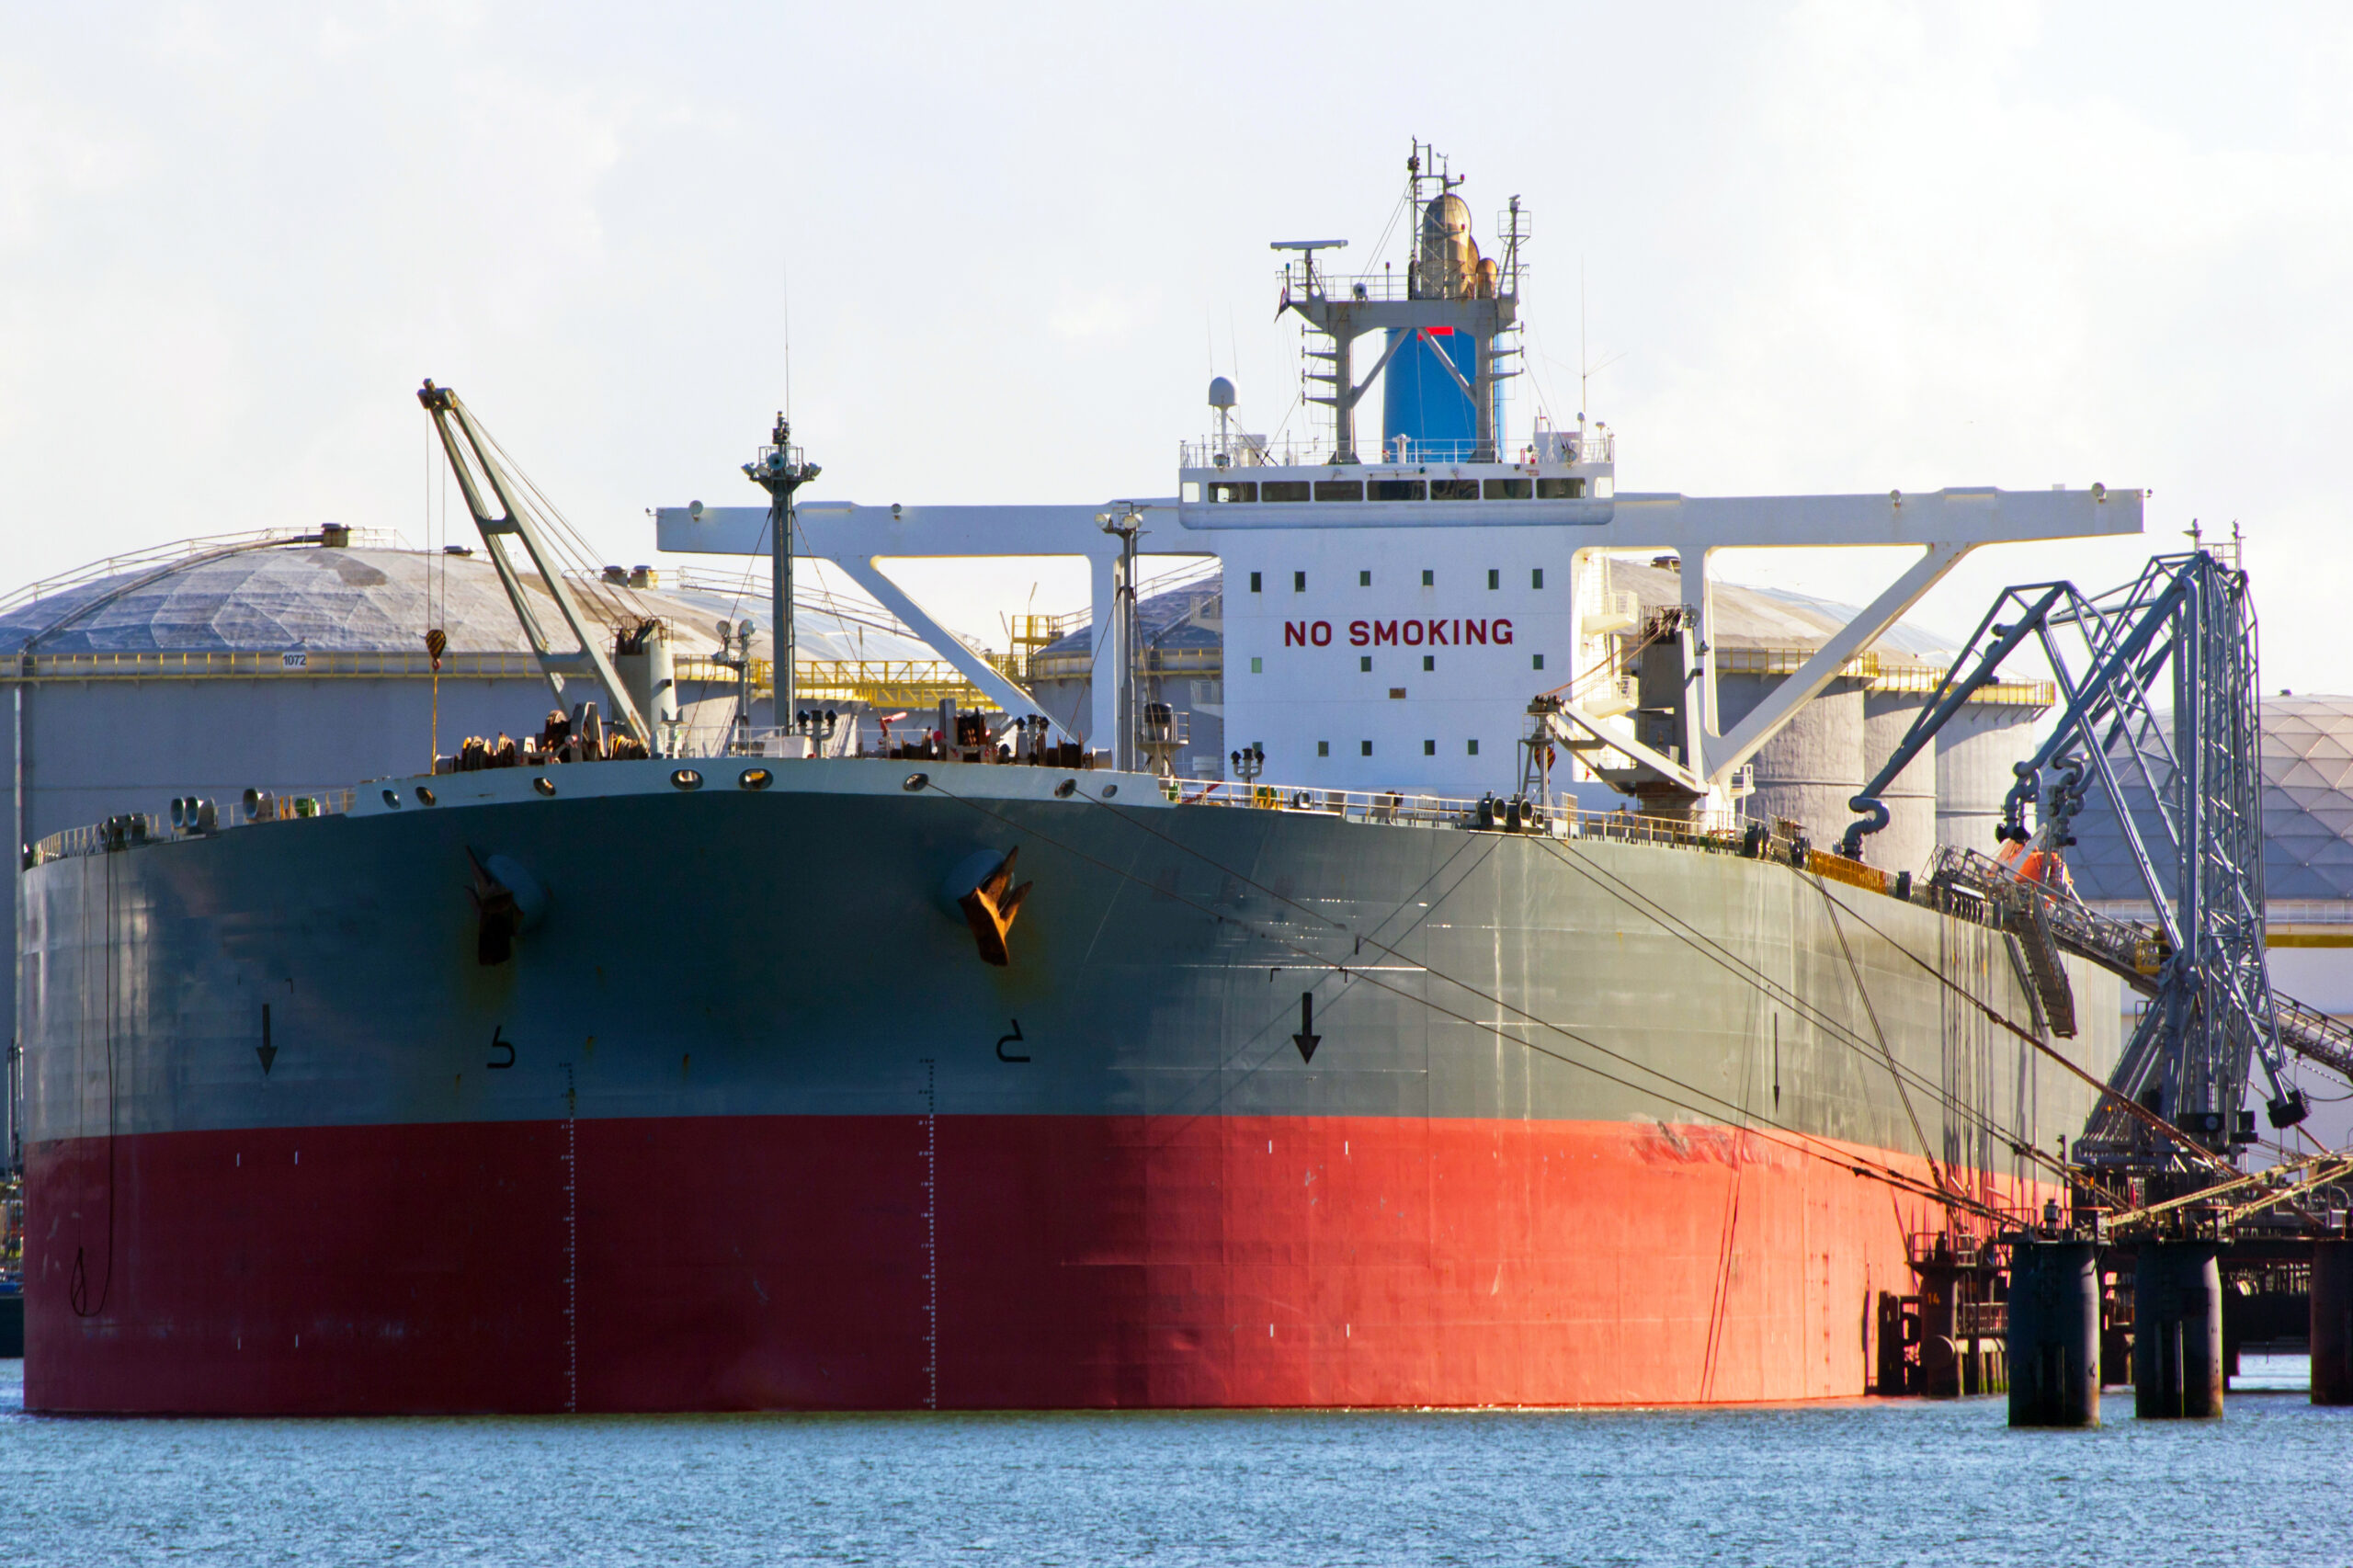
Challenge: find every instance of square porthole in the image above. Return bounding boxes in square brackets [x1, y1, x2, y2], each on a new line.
[1318, 741, 1330, 757]
[1422, 654, 1434, 671]
[1360, 741, 1372, 756]
[1423, 739, 1436, 756]
[1359, 655, 1372, 672]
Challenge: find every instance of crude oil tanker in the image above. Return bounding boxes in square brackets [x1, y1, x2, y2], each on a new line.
[18, 151, 2135, 1413]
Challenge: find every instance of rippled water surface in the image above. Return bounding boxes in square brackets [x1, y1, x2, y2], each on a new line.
[3, 1358, 2346, 1566]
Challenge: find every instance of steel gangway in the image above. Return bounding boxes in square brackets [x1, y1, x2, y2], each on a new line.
[1927, 845, 2353, 1087]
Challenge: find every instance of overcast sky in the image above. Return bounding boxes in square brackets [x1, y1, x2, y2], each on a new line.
[7, 2, 2351, 681]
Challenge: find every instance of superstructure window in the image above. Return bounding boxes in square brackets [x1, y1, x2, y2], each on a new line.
[1370, 479, 1426, 502]
[1488, 569, 1500, 590]
[1468, 739, 1480, 756]
[1315, 481, 1364, 502]
[1318, 741, 1330, 757]
[1537, 477, 1586, 499]
[1483, 478, 1532, 500]
[1359, 570, 1371, 586]
[1360, 655, 1372, 672]
[1423, 739, 1436, 756]
[1422, 569, 1434, 586]
[1249, 572, 1262, 593]
[1532, 568, 1545, 589]
[1293, 571, 1306, 592]
[1262, 481, 1311, 503]
[1250, 657, 1262, 673]
[1360, 741, 1373, 756]
[1208, 482, 1256, 504]
[1430, 479, 1477, 501]
[1422, 654, 1434, 671]
[1532, 653, 1545, 670]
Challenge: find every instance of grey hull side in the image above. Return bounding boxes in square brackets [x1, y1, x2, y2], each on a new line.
[21, 759, 2119, 1174]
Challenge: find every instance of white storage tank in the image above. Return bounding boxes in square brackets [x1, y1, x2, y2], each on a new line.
[1724, 674, 1868, 848]
[1934, 699, 2049, 855]
[1863, 691, 1940, 878]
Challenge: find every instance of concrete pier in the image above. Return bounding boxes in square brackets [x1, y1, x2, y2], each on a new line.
[2007, 1238, 2101, 1427]
[2312, 1241, 2353, 1406]
[2133, 1243, 2224, 1419]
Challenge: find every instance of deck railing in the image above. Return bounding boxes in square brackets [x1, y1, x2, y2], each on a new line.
[29, 788, 357, 865]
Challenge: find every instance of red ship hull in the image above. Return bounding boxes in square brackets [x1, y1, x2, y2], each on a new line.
[25, 1113, 1949, 1414]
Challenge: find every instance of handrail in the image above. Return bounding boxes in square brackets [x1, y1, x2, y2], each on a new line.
[29, 787, 358, 865]
[1714, 646, 2055, 706]
[1180, 432, 1617, 471]
[0, 527, 410, 624]
[7, 649, 552, 681]
[1928, 845, 2165, 981]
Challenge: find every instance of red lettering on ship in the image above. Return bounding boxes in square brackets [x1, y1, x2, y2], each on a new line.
[1293, 617, 1507, 651]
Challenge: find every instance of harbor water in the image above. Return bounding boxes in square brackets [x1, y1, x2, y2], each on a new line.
[2, 1358, 2344, 1566]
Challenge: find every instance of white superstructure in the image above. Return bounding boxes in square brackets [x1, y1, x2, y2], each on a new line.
[657, 148, 2145, 815]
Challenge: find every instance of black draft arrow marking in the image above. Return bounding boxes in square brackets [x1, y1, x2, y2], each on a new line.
[996, 1018, 1029, 1063]
[1292, 992, 1322, 1063]
[256, 1003, 277, 1076]
[488, 1024, 516, 1070]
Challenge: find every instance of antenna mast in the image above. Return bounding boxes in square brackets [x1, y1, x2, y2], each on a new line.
[745, 414, 821, 743]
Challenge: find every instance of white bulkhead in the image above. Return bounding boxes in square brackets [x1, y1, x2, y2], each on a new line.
[1214, 525, 1585, 798]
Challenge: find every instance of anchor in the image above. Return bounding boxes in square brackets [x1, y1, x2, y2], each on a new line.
[955, 847, 1033, 968]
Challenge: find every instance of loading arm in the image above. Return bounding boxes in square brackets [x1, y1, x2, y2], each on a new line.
[1843, 551, 2306, 1142]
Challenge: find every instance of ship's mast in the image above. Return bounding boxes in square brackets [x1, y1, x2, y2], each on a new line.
[1279, 142, 1522, 466]
[1097, 505, 1143, 771]
[744, 415, 820, 738]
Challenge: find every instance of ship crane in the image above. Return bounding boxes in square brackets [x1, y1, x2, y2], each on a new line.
[416, 381, 654, 746]
[1840, 550, 2317, 1179]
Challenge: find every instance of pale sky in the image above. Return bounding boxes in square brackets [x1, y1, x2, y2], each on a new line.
[8, 2, 2353, 682]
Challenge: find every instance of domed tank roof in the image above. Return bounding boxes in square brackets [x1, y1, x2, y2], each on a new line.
[0, 536, 939, 663]
[0, 544, 548, 655]
[2066, 695, 2353, 904]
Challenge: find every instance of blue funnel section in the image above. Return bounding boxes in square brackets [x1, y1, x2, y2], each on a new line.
[1381, 328, 1480, 459]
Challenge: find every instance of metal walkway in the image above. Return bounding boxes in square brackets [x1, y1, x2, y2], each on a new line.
[1927, 845, 2353, 1085]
